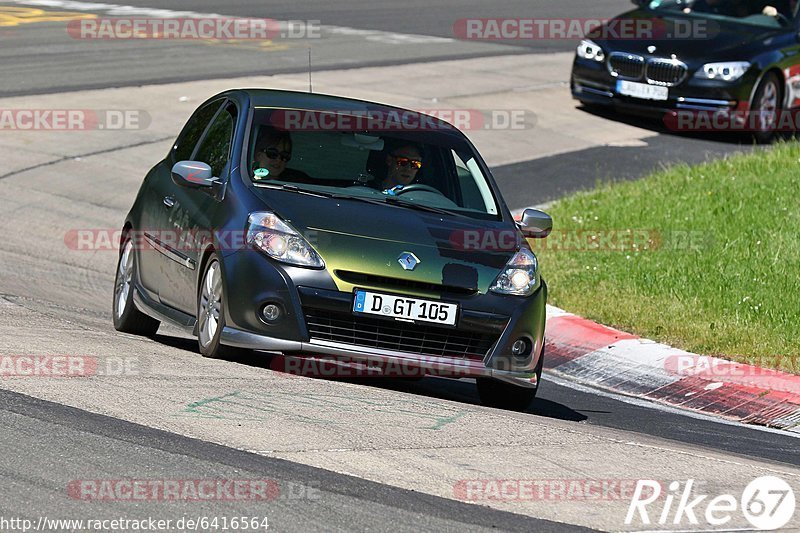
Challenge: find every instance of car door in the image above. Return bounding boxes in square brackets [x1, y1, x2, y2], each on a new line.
[137, 99, 224, 307]
[780, 14, 800, 109]
[157, 100, 239, 313]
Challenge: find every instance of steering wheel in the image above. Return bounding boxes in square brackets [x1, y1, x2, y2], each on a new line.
[394, 184, 442, 195]
[775, 12, 791, 25]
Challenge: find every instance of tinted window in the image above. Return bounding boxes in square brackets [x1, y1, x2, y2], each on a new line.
[647, 0, 795, 26]
[173, 100, 223, 162]
[194, 104, 236, 178]
[246, 108, 500, 220]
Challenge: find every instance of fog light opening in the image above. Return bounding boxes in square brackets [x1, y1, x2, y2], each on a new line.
[511, 338, 532, 358]
[261, 303, 282, 323]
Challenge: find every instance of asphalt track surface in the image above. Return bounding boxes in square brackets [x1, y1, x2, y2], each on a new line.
[0, 389, 590, 533]
[0, 0, 630, 96]
[0, 1, 798, 531]
[0, 0, 756, 199]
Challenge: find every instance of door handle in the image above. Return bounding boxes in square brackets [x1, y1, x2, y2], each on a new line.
[163, 196, 175, 208]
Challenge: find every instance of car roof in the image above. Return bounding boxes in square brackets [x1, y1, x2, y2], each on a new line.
[239, 88, 412, 112]
[229, 88, 459, 131]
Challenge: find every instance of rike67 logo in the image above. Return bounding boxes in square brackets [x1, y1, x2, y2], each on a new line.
[626, 476, 795, 530]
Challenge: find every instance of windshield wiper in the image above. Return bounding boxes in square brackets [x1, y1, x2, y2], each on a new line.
[253, 182, 335, 198]
[256, 183, 464, 217]
[329, 193, 461, 217]
[383, 196, 465, 217]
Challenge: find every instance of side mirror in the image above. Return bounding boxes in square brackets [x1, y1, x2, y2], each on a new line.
[171, 161, 218, 188]
[518, 209, 553, 239]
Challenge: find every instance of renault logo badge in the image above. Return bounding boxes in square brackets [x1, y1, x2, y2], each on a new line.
[398, 252, 420, 271]
[647, 45, 657, 53]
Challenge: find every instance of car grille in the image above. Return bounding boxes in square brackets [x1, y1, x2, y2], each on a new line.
[304, 308, 499, 360]
[335, 270, 477, 296]
[646, 58, 688, 86]
[608, 52, 645, 79]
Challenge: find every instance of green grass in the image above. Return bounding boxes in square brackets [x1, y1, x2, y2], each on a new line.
[536, 141, 800, 373]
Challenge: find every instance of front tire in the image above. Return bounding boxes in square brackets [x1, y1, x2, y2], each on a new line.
[197, 255, 249, 359]
[113, 236, 160, 336]
[751, 72, 782, 144]
[476, 347, 544, 411]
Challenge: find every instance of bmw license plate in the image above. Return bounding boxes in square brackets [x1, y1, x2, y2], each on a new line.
[353, 289, 458, 326]
[617, 80, 668, 101]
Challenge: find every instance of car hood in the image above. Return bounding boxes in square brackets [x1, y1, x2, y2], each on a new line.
[595, 9, 776, 58]
[253, 189, 518, 295]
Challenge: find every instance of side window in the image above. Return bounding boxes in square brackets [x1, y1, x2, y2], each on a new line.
[194, 103, 237, 178]
[451, 150, 483, 210]
[173, 100, 223, 162]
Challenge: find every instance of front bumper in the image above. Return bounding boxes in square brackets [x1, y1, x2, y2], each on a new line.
[571, 56, 757, 118]
[219, 249, 547, 388]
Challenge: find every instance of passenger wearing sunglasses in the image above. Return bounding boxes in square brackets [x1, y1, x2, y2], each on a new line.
[252, 127, 310, 182]
[381, 144, 423, 192]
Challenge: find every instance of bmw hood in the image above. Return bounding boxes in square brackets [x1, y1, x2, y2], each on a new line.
[593, 8, 778, 59]
[252, 189, 520, 294]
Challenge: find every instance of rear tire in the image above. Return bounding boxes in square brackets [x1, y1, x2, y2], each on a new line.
[751, 72, 782, 144]
[113, 235, 160, 336]
[197, 254, 250, 359]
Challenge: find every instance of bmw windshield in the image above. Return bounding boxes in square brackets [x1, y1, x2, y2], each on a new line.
[245, 107, 502, 221]
[644, 0, 797, 27]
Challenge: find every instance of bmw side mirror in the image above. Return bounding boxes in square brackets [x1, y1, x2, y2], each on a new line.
[518, 209, 553, 239]
[171, 161, 218, 188]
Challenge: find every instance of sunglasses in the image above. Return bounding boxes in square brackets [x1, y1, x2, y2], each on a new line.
[262, 147, 291, 162]
[392, 156, 422, 170]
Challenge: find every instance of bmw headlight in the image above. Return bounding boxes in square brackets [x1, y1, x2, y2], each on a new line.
[246, 211, 324, 268]
[490, 248, 539, 296]
[576, 39, 605, 62]
[695, 62, 750, 82]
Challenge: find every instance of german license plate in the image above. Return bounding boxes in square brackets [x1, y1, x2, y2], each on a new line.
[617, 80, 668, 101]
[353, 289, 458, 326]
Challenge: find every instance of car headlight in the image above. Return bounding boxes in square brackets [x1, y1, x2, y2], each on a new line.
[576, 39, 605, 62]
[695, 62, 750, 82]
[246, 211, 324, 268]
[490, 248, 539, 296]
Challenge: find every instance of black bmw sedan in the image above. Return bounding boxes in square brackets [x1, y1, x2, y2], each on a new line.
[571, 0, 800, 140]
[113, 89, 553, 410]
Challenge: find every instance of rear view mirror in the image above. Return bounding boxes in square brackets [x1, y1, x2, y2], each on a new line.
[341, 133, 384, 151]
[171, 161, 218, 188]
[518, 209, 553, 239]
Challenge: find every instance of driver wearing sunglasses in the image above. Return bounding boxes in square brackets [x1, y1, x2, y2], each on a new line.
[252, 127, 312, 183]
[381, 144, 423, 191]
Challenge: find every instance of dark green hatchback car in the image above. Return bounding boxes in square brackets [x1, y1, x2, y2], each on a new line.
[113, 89, 552, 410]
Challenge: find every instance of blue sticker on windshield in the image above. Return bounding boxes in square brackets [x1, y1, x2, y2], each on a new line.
[254, 168, 269, 179]
[382, 184, 404, 196]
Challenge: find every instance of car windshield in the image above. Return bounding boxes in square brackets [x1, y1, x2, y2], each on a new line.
[245, 107, 501, 220]
[645, 0, 796, 27]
